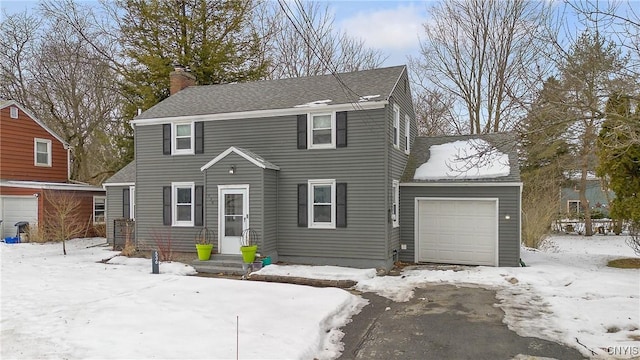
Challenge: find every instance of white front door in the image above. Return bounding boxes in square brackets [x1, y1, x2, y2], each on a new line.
[218, 185, 249, 254]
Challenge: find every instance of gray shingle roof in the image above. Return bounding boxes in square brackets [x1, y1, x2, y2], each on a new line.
[402, 133, 521, 183]
[136, 66, 406, 120]
[103, 160, 136, 185]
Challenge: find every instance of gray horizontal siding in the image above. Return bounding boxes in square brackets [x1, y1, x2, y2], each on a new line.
[105, 186, 126, 244]
[134, 108, 389, 263]
[399, 185, 521, 266]
[262, 170, 278, 259]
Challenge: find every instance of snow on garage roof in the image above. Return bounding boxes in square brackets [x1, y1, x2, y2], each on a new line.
[413, 139, 510, 180]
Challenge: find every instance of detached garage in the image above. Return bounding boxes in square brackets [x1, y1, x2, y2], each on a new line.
[399, 134, 522, 267]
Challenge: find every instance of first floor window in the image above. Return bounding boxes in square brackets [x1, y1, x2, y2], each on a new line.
[568, 200, 581, 216]
[34, 138, 52, 166]
[309, 179, 335, 228]
[392, 180, 399, 227]
[173, 182, 194, 226]
[129, 186, 136, 220]
[93, 196, 106, 224]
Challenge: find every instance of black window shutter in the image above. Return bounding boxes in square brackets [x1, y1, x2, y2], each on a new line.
[336, 183, 347, 227]
[195, 185, 203, 226]
[123, 188, 130, 219]
[336, 112, 347, 148]
[162, 124, 171, 155]
[163, 186, 171, 225]
[195, 122, 204, 154]
[297, 115, 307, 149]
[298, 184, 308, 227]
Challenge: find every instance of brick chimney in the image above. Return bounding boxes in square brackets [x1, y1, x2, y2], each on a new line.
[169, 64, 196, 95]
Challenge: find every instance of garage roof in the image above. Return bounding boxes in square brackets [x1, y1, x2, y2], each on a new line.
[403, 133, 520, 183]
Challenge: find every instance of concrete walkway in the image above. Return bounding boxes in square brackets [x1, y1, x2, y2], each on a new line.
[339, 284, 586, 360]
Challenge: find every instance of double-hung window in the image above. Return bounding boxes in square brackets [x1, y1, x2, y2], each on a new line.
[34, 138, 52, 167]
[129, 186, 136, 220]
[173, 123, 194, 155]
[93, 196, 106, 224]
[392, 180, 399, 227]
[309, 179, 335, 228]
[405, 115, 411, 154]
[10, 106, 18, 118]
[393, 105, 400, 148]
[309, 113, 335, 149]
[172, 182, 194, 226]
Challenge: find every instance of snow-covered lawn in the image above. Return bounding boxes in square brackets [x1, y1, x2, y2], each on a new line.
[2, 234, 638, 359]
[0, 239, 366, 359]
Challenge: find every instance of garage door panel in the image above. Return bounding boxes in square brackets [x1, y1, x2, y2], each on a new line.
[1, 197, 38, 239]
[417, 199, 498, 266]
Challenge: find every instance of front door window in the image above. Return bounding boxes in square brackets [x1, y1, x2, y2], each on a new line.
[224, 194, 243, 236]
[219, 185, 249, 254]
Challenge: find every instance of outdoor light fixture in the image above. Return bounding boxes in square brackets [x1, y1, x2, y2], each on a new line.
[229, 166, 235, 174]
[505, 215, 511, 220]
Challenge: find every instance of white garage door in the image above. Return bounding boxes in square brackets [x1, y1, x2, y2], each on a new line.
[416, 198, 498, 266]
[1, 196, 38, 239]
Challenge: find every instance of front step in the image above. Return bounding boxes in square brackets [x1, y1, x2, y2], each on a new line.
[191, 255, 249, 276]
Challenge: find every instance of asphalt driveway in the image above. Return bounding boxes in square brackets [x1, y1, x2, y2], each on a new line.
[338, 284, 585, 360]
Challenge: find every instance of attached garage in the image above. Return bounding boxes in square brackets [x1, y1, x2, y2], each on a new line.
[416, 198, 498, 266]
[399, 134, 522, 267]
[0, 196, 38, 239]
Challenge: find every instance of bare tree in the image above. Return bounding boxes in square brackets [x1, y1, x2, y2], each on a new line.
[43, 190, 88, 255]
[269, 0, 387, 79]
[411, 0, 552, 134]
[414, 89, 464, 136]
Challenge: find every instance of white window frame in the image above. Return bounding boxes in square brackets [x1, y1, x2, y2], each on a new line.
[308, 112, 336, 149]
[93, 196, 106, 224]
[568, 200, 581, 215]
[405, 115, 411, 154]
[34, 138, 52, 167]
[392, 180, 399, 227]
[393, 104, 400, 148]
[129, 186, 136, 220]
[10, 106, 18, 118]
[308, 179, 336, 229]
[172, 182, 194, 226]
[172, 122, 194, 155]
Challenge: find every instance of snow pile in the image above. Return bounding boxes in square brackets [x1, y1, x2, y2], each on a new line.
[0, 238, 366, 360]
[255, 264, 376, 281]
[414, 139, 510, 180]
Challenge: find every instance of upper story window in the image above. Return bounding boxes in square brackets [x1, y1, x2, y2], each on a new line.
[392, 180, 399, 228]
[393, 104, 400, 148]
[34, 138, 52, 167]
[172, 182, 194, 226]
[172, 123, 194, 155]
[405, 115, 411, 154]
[309, 113, 335, 149]
[309, 179, 336, 229]
[93, 196, 106, 224]
[10, 106, 18, 118]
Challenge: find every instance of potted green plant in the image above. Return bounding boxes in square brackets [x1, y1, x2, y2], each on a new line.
[195, 228, 214, 261]
[240, 228, 258, 264]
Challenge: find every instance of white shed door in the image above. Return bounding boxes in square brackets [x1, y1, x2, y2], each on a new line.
[1, 196, 38, 239]
[417, 199, 498, 266]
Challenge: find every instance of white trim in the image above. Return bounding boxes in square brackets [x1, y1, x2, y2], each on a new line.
[0, 180, 104, 192]
[393, 104, 400, 148]
[404, 115, 411, 155]
[34, 138, 52, 167]
[129, 185, 136, 220]
[172, 122, 195, 155]
[414, 197, 499, 266]
[392, 180, 400, 228]
[308, 179, 336, 229]
[102, 182, 135, 188]
[1, 100, 69, 148]
[308, 112, 336, 149]
[131, 101, 388, 126]
[93, 196, 106, 224]
[172, 182, 195, 227]
[201, 146, 280, 172]
[400, 182, 523, 188]
[217, 184, 250, 254]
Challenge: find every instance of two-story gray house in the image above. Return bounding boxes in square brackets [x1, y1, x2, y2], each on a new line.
[104, 65, 522, 269]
